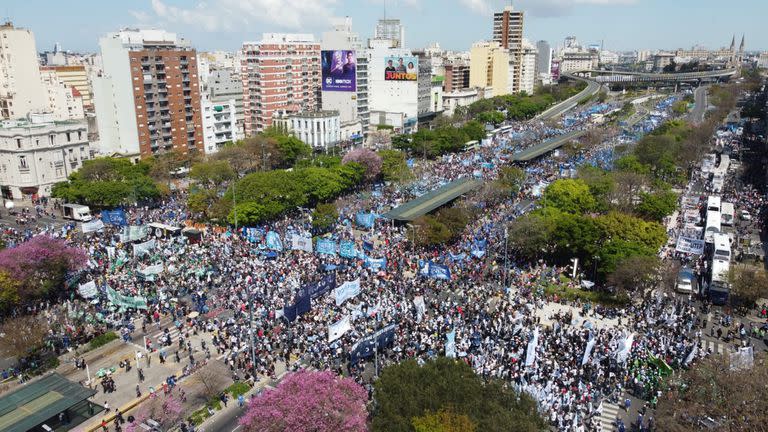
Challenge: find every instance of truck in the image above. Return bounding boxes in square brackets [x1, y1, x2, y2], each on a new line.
[62, 204, 92, 222]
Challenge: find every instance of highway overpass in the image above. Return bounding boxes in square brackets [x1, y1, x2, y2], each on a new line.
[569, 68, 738, 86]
[535, 76, 602, 121]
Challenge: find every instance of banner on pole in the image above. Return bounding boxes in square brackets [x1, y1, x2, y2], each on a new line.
[334, 279, 361, 306]
[328, 315, 352, 342]
[316, 238, 337, 256]
[81, 219, 105, 233]
[266, 231, 283, 251]
[339, 241, 357, 258]
[675, 237, 705, 254]
[78, 280, 99, 298]
[290, 234, 313, 252]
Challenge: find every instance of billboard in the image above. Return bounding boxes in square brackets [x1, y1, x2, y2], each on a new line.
[321, 50, 356, 92]
[384, 56, 418, 81]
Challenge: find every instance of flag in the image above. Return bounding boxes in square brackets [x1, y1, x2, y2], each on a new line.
[328, 315, 352, 342]
[290, 234, 313, 252]
[81, 219, 104, 233]
[78, 280, 98, 298]
[355, 212, 376, 228]
[427, 262, 451, 280]
[615, 333, 634, 363]
[121, 225, 148, 242]
[363, 240, 374, 251]
[101, 209, 128, 226]
[339, 240, 357, 258]
[334, 279, 361, 306]
[349, 324, 396, 364]
[445, 329, 457, 358]
[133, 239, 156, 257]
[525, 327, 539, 366]
[414, 296, 426, 322]
[266, 231, 283, 251]
[582, 336, 596, 365]
[316, 238, 337, 256]
[364, 257, 387, 271]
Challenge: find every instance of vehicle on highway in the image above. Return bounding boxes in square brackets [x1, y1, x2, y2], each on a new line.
[62, 203, 92, 222]
[675, 267, 696, 294]
[708, 258, 730, 305]
[720, 202, 734, 226]
[704, 210, 721, 244]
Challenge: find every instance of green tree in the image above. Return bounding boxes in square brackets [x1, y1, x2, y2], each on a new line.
[728, 266, 768, 307]
[476, 111, 505, 126]
[607, 255, 661, 293]
[264, 127, 312, 167]
[542, 179, 597, 214]
[412, 216, 453, 247]
[412, 409, 476, 432]
[636, 190, 678, 221]
[379, 149, 412, 183]
[0, 271, 20, 313]
[371, 358, 546, 432]
[496, 166, 526, 196]
[312, 203, 338, 232]
[577, 166, 614, 212]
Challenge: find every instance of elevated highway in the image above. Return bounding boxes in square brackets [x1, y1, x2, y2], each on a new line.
[569, 68, 737, 85]
[536, 76, 602, 121]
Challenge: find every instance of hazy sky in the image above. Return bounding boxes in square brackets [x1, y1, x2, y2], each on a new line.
[2, 0, 759, 54]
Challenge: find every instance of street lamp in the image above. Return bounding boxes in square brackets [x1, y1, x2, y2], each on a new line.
[503, 227, 509, 290]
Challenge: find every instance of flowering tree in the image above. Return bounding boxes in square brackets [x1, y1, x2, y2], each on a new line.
[0, 235, 86, 302]
[239, 370, 368, 432]
[125, 394, 183, 432]
[342, 148, 383, 181]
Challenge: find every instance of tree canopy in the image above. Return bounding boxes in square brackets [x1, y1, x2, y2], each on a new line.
[371, 357, 546, 432]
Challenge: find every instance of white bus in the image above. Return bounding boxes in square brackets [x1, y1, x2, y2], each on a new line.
[705, 210, 721, 243]
[712, 233, 731, 263]
[720, 202, 734, 226]
[718, 154, 730, 173]
[709, 258, 730, 304]
[706, 196, 721, 213]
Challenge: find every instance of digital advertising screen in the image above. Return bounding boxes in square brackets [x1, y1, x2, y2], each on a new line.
[321, 50, 357, 92]
[384, 56, 418, 81]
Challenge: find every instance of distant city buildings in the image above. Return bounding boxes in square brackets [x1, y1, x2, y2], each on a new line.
[469, 41, 510, 98]
[493, 6, 525, 93]
[274, 110, 341, 150]
[241, 33, 321, 136]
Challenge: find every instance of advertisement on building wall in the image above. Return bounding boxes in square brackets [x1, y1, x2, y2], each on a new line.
[384, 56, 418, 81]
[321, 50, 356, 92]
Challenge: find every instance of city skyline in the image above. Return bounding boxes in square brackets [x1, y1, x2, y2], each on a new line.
[2, 0, 762, 54]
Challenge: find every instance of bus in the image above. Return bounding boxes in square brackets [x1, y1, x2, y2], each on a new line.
[706, 196, 721, 213]
[712, 233, 731, 263]
[500, 125, 514, 133]
[705, 210, 721, 243]
[720, 202, 735, 226]
[463, 140, 480, 152]
[709, 258, 730, 305]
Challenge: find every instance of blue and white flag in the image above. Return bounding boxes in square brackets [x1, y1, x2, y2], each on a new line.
[317, 238, 337, 255]
[362, 240, 374, 251]
[334, 279, 361, 306]
[290, 234, 313, 252]
[406, 158, 415, 168]
[365, 256, 387, 271]
[471, 239, 487, 259]
[427, 262, 451, 280]
[243, 227, 262, 243]
[525, 327, 539, 367]
[445, 329, 457, 358]
[615, 332, 634, 364]
[266, 231, 283, 251]
[414, 295, 426, 322]
[582, 335, 597, 365]
[101, 209, 128, 226]
[448, 252, 467, 262]
[328, 315, 352, 342]
[339, 241, 357, 259]
[81, 219, 105, 233]
[355, 212, 376, 228]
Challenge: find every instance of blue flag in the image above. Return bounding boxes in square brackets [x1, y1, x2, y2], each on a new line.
[266, 231, 283, 251]
[363, 240, 374, 251]
[427, 262, 451, 280]
[355, 212, 376, 228]
[349, 324, 396, 365]
[101, 209, 128, 226]
[339, 240, 357, 259]
[365, 257, 387, 271]
[316, 238, 337, 256]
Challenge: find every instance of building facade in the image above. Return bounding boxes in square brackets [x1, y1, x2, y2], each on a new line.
[0, 22, 49, 120]
[40, 65, 92, 108]
[40, 69, 85, 121]
[201, 98, 237, 154]
[560, 51, 599, 72]
[274, 110, 340, 150]
[94, 29, 204, 158]
[443, 62, 470, 93]
[0, 117, 90, 199]
[492, 6, 524, 93]
[519, 40, 537, 95]
[469, 41, 510, 97]
[535, 40, 552, 82]
[374, 19, 405, 48]
[241, 33, 321, 136]
[367, 39, 419, 132]
[209, 68, 244, 139]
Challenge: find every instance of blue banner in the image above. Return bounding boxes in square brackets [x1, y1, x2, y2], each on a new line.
[301, 273, 337, 299]
[316, 238, 337, 255]
[243, 227, 263, 243]
[448, 252, 467, 262]
[101, 209, 127, 226]
[266, 231, 283, 251]
[339, 241, 357, 259]
[365, 257, 387, 271]
[470, 239, 487, 259]
[349, 324, 396, 365]
[355, 212, 376, 228]
[283, 293, 311, 323]
[427, 262, 451, 280]
[362, 240, 374, 251]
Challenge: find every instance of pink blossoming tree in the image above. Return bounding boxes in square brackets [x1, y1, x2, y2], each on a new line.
[239, 370, 368, 432]
[124, 394, 184, 432]
[342, 148, 383, 181]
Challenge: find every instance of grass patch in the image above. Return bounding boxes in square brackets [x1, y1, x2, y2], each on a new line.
[543, 283, 630, 307]
[226, 381, 251, 397]
[89, 332, 118, 350]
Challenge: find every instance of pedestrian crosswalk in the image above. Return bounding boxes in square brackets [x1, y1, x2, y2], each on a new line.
[597, 400, 621, 432]
[700, 338, 732, 356]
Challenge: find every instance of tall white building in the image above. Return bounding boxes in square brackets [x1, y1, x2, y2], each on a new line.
[0, 22, 49, 119]
[535, 40, 552, 82]
[0, 116, 90, 199]
[321, 17, 368, 143]
[201, 98, 237, 154]
[367, 39, 419, 133]
[40, 69, 85, 121]
[209, 69, 244, 138]
[519, 40, 537, 95]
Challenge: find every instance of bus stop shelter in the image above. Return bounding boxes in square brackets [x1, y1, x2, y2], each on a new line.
[0, 373, 101, 432]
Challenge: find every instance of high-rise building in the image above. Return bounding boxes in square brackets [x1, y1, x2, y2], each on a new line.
[241, 33, 321, 136]
[93, 29, 203, 158]
[493, 6, 524, 92]
[374, 19, 405, 48]
[321, 17, 368, 143]
[40, 65, 92, 108]
[40, 69, 85, 121]
[443, 61, 470, 93]
[367, 38, 419, 133]
[535, 40, 552, 80]
[519, 40, 537, 95]
[0, 22, 49, 119]
[209, 69, 244, 138]
[470, 41, 510, 97]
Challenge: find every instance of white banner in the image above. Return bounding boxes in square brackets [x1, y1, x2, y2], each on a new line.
[133, 239, 157, 257]
[525, 327, 539, 367]
[334, 279, 361, 306]
[81, 219, 105, 233]
[414, 296, 426, 322]
[140, 263, 164, 276]
[615, 333, 634, 363]
[328, 315, 352, 342]
[582, 337, 597, 365]
[78, 280, 98, 298]
[676, 237, 705, 254]
[291, 234, 313, 253]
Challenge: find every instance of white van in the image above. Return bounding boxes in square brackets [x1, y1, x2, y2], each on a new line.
[62, 204, 92, 222]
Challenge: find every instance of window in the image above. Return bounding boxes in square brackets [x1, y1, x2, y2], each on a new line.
[77, 131, 82, 140]
[66, 132, 71, 142]
[49, 135, 55, 145]
[18, 156, 28, 169]
[15, 138, 21, 149]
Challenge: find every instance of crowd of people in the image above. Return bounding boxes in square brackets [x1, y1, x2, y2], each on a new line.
[1, 95, 722, 431]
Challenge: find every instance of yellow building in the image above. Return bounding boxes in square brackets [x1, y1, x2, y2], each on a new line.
[41, 65, 92, 108]
[469, 41, 510, 97]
